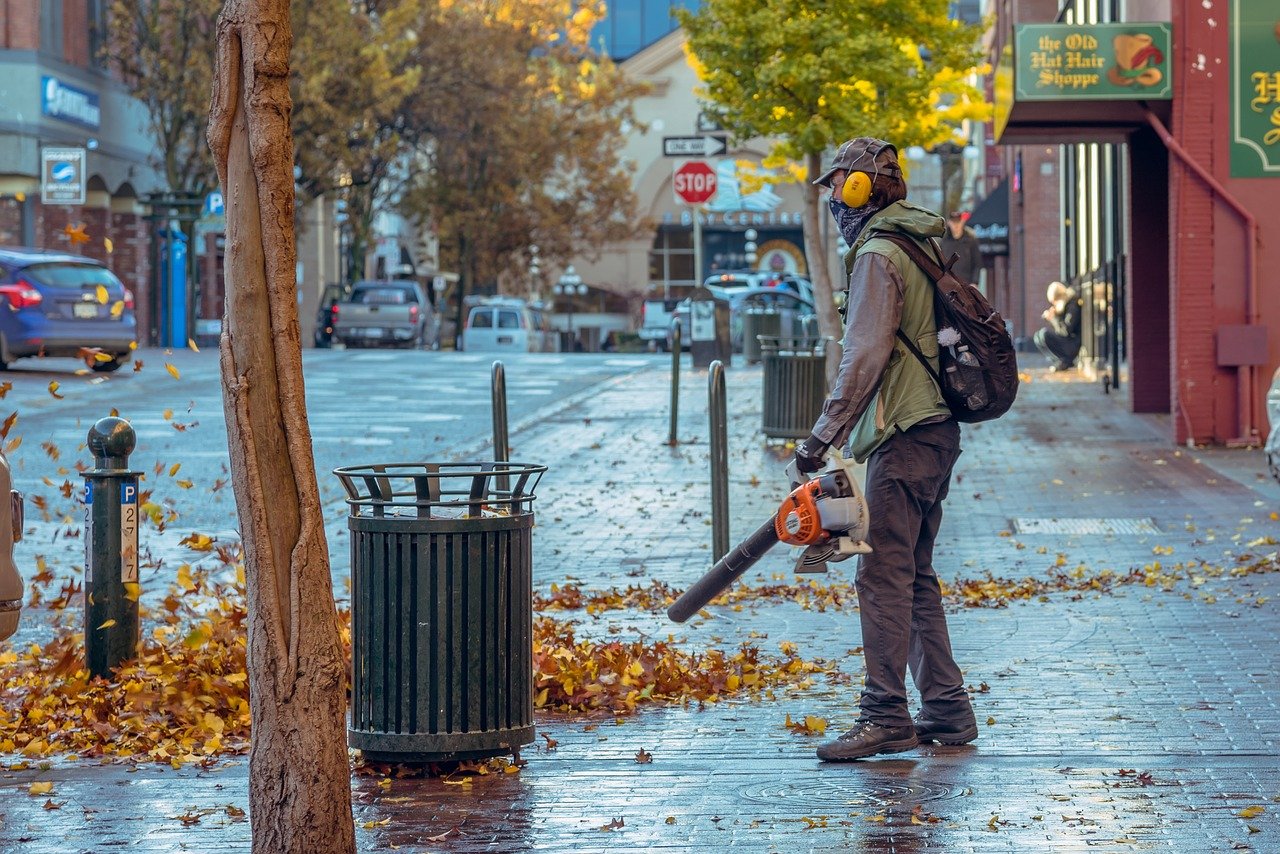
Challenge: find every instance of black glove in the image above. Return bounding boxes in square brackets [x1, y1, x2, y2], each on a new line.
[794, 435, 828, 475]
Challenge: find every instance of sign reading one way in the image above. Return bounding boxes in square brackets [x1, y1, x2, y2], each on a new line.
[663, 135, 728, 158]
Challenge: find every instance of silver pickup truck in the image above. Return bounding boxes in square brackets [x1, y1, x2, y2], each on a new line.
[333, 280, 437, 349]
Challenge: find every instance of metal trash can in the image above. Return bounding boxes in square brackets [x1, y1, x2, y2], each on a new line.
[333, 461, 547, 762]
[761, 336, 830, 440]
[741, 309, 781, 364]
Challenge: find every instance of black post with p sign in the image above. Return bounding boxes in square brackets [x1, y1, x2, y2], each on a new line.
[82, 417, 141, 679]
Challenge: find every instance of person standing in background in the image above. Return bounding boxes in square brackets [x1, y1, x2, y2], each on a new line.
[939, 211, 983, 286]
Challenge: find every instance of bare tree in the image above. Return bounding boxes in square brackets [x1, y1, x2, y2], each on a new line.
[207, 1, 355, 852]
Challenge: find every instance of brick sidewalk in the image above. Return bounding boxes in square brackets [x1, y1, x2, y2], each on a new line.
[2, 362, 1278, 852]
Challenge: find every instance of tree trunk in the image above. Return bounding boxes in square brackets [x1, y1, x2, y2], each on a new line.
[207, 2, 355, 853]
[802, 151, 843, 386]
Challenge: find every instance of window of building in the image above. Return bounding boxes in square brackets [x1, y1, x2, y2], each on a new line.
[591, 0, 703, 61]
[41, 0, 64, 59]
[648, 227, 695, 286]
[88, 0, 108, 68]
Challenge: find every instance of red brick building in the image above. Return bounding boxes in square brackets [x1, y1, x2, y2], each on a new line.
[992, 0, 1277, 446]
[0, 1, 163, 332]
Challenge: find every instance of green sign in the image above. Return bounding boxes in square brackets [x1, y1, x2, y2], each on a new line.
[1015, 23, 1172, 101]
[1232, 0, 1280, 177]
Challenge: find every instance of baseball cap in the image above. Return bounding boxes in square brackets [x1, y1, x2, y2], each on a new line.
[813, 138, 902, 188]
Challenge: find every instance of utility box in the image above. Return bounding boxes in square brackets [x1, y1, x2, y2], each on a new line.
[689, 286, 731, 369]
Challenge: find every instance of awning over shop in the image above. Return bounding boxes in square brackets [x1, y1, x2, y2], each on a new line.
[995, 22, 1173, 144]
[968, 180, 1009, 256]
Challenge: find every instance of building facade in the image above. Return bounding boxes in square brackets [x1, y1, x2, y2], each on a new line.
[0, 1, 162, 332]
[993, 0, 1277, 445]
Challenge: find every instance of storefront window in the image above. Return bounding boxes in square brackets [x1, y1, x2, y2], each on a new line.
[650, 228, 695, 286]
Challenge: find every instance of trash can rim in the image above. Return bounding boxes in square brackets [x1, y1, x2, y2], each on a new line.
[333, 461, 547, 518]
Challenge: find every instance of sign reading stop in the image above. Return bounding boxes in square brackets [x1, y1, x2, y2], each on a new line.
[673, 160, 717, 205]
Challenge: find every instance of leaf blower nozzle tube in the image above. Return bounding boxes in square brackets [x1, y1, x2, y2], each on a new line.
[667, 519, 780, 623]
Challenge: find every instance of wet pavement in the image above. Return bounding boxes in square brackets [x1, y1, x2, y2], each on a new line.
[1, 357, 1279, 852]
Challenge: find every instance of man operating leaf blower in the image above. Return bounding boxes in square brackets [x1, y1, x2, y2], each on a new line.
[666, 138, 984, 760]
[799, 138, 977, 761]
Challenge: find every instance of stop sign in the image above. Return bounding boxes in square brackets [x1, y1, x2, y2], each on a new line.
[673, 161, 717, 205]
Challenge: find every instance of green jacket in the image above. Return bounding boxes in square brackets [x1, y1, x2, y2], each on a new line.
[810, 201, 952, 462]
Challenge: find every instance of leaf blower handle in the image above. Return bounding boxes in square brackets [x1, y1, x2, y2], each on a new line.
[666, 517, 780, 623]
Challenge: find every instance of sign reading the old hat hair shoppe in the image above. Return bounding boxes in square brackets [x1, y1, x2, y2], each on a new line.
[1015, 23, 1172, 101]
[1232, 0, 1280, 177]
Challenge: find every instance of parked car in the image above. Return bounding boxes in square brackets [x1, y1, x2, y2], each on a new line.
[460, 298, 542, 352]
[639, 283, 695, 351]
[312, 283, 350, 348]
[668, 286, 816, 352]
[706, 271, 814, 303]
[333, 280, 437, 349]
[0, 248, 137, 371]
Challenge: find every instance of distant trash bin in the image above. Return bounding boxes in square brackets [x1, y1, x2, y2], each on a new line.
[333, 461, 547, 763]
[761, 337, 830, 440]
[742, 309, 781, 364]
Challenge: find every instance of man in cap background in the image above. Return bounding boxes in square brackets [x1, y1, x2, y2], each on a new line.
[795, 138, 978, 761]
[940, 210, 984, 286]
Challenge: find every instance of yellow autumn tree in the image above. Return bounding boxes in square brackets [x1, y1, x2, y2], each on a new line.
[680, 0, 991, 377]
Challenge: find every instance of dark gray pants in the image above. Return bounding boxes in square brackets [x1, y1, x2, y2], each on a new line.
[855, 419, 972, 728]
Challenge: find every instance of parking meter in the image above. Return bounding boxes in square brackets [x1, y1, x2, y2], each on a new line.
[689, 286, 731, 369]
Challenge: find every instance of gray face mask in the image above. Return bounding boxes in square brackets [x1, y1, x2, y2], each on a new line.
[829, 197, 878, 246]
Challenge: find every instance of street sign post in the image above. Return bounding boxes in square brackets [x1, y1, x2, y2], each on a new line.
[663, 135, 728, 158]
[673, 161, 718, 286]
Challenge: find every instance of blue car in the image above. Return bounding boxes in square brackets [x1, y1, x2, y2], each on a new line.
[0, 248, 137, 372]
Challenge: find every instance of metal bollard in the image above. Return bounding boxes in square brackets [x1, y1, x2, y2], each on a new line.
[668, 321, 681, 446]
[82, 417, 141, 679]
[708, 360, 729, 562]
[492, 361, 510, 493]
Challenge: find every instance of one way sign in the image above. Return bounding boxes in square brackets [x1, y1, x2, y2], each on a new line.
[662, 135, 728, 158]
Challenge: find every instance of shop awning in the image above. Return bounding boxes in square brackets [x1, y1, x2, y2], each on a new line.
[994, 22, 1173, 144]
[968, 181, 1009, 256]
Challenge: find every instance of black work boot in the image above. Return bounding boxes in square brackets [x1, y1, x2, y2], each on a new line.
[913, 713, 978, 745]
[816, 721, 918, 762]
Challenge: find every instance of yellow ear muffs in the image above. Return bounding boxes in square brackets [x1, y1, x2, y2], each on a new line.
[841, 171, 872, 207]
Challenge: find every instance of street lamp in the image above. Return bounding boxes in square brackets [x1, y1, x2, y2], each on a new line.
[529, 244, 541, 300]
[553, 265, 586, 351]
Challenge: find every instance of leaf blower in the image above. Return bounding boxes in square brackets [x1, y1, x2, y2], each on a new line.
[667, 450, 872, 623]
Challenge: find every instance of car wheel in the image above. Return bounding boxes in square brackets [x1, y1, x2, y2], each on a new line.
[91, 356, 126, 373]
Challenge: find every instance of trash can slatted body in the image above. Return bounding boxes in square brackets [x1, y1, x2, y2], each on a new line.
[336, 462, 544, 762]
[742, 310, 781, 364]
[761, 337, 829, 440]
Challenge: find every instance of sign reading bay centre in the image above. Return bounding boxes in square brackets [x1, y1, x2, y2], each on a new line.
[1015, 23, 1172, 101]
[1232, 0, 1280, 177]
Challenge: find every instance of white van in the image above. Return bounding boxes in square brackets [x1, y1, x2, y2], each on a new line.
[461, 300, 541, 352]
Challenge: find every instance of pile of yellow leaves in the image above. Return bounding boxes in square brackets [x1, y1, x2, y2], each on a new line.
[0, 557, 831, 764]
[0, 564, 250, 766]
[533, 619, 830, 713]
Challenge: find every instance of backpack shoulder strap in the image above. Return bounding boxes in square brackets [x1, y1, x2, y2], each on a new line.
[895, 328, 943, 386]
[870, 231, 953, 283]
[869, 230, 948, 386]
